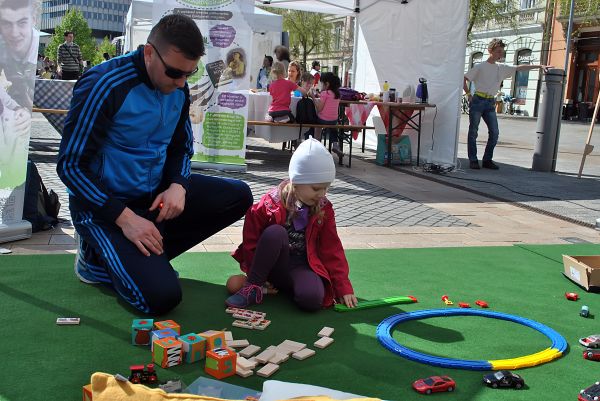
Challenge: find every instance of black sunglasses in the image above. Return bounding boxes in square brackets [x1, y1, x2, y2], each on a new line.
[148, 42, 198, 79]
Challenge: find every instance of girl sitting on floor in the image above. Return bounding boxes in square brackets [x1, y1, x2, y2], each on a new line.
[225, 138, 358, 311]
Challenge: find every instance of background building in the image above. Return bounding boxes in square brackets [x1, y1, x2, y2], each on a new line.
[464, 0, 549, 117]
[547, 0, 599, 121]
[41, 0, 130, 40]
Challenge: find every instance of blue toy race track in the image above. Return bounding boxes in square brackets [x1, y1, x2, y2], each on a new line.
[376, 309, 567, 370]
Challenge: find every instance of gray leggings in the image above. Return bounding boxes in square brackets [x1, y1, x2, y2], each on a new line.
[247, 225, 325, 311]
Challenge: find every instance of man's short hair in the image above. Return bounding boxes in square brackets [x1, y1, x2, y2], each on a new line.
[312, 60, 320, 68]
[148, 14, 205, 60]
[488, 38, 506, 51]
[64, 31, 74, 37]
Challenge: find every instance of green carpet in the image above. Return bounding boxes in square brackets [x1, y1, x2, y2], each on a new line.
[1, 244, 599, 401]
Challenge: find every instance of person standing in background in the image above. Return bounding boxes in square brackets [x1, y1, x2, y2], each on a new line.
[274, 45, 290, 78]
[256, 55, 272, 90]
[310, 60, 321, 88]
[57, 31, 83, 80]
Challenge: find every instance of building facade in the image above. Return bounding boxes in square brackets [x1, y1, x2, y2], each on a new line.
[305, 15, 355, 87]
[547, 0, 599, 121]
[41, 0, 130, 40]
[465, 0, 549, 117]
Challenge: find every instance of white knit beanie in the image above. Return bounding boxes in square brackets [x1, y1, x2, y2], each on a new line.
[289, 137, 336, 184]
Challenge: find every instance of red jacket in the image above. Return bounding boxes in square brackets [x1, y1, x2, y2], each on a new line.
[232, 187, 354, 308]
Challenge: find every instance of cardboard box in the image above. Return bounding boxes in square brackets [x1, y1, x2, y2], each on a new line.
[562, 255, 600, 292]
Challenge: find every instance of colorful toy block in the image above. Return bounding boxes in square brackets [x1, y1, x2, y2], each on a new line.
[179, 333, 206, 363]
[198, 330, 226, 350]
[205, 347, 237, 379]
[154, 320, 181, 335]
[131, 319, 154, 345]
[82, 384, 92, 401]
[150, 328, 178, 351]
[152, 337, 183, 368]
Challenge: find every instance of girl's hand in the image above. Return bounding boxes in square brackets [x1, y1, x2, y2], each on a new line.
[340, 294, 358, 308]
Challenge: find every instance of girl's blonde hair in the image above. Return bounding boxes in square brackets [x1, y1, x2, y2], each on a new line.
[278, 180, 324, 221]
[270, 61, 285, 79]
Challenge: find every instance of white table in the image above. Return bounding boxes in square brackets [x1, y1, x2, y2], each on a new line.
[247, 92, 308, 143]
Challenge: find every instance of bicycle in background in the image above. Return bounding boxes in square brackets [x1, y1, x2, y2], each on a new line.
[461, 94, 469, 115]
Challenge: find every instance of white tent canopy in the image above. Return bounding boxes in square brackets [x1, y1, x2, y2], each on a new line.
[255, 0, 468, 165]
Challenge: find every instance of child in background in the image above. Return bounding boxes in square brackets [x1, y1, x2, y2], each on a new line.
[267, 61, 306, 123]
[300, 72, 314, 94]
[226, 138, 358, 311]
[310, 72, 342, 160]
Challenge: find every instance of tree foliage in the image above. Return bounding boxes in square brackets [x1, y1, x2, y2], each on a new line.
[468, 0, 520, 41]
[44, 9, 97, 63]
[556, 0, 600, 29]
[93, 37, 116, 65]
[262, 7, 333, 69]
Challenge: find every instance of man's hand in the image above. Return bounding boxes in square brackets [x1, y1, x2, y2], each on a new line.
[150, 183, 186, 223]
[116, 208, 163, 256]
[340, 294, 358, 308]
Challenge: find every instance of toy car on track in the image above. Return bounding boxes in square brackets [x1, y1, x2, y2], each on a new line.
[412, 376, 455, 394]
[580, 335, 600, 348]
[579, 381, 600, 401]
[583, 349, 600, 361]
[482, 370, 524, 389]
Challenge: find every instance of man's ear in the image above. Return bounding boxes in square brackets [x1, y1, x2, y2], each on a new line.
[143, 44, 152, 62]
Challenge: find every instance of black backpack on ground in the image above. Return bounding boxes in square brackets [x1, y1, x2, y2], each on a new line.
[23, 160, 60, 232]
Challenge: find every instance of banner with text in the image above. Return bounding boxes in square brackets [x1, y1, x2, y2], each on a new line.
[0, 0, 40, 241]
[153, 0, 253, 171]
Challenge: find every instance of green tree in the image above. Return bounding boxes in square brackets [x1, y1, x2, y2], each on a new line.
[468, 0, 520, 41]
[44, 9, 97, 64]
[556, 0, 600, 31]
[93, 36, 116, 65]
[263, 8, 333, 69]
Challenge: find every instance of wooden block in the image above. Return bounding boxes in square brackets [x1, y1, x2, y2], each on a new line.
[239, 344, 261, 358]
[253, 319, 271, 330]
[236, 356, 256, 370]
[236, 368, 253, 378]
[292, 348, 315, 360]
[232, 310, 267, 320]
[225, 307, 242, 314]
[318, 327, 334, 338]
[228, 339, 250, 348]
[269, 352, 289, 364]
[314, 336, 334, 349]
[256, 363, 279, 377]
[82, 384, 92, 401]
[279, 339, 306, 353]
[274, 345, 294, 356]
[224, 331, 234, 342]
[254, 348, 276, 364]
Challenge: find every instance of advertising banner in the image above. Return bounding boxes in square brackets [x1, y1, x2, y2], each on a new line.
[153, 0, 253, 171]
[0, 0, 39, 242]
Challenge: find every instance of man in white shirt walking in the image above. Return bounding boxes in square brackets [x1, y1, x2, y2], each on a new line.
[464, 38, 547, 170]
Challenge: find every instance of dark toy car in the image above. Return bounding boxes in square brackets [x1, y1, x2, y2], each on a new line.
[584, 349, 600, 361]
[482, 370, 524, 389]
[412, 376, 455, 394]
[579, 381, 600, 401]
[580, 335, 600, 349]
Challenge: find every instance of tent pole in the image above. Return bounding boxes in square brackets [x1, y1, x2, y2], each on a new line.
[351, 0, 359, 88]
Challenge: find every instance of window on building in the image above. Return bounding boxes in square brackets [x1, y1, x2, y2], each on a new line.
[332, 66, 339, 77]
[513, 48, 532, 105]
[520, 0, 536, 9]
[334, 25, 342, 51]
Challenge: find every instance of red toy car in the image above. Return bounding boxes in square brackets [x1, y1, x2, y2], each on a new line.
[565, 292, 579, 301]
[583, 349, 600, 361]
[412, 376, 456, 394]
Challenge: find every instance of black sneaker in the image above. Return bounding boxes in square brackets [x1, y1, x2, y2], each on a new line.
[482, 160, 499, 170]
[469, 160, 480, 169]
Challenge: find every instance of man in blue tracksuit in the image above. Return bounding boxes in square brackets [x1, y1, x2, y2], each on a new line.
[57, 14, 252, 314]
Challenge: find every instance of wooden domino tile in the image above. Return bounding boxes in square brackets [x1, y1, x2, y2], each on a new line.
[314, 336, 334, 349]
[292, 348, 316, 360]
[224, 331, 234, 342]
[269, 352, 289, 364]
[236, 356, 256, 371]
[236, 368, 253, 378]
[254, 348, 276, 364]
[279, 340, 306, 353]
[232, 320, 254, 329]
[317, 326, 334, 338]
[256, 363, 279, 377]
[228, 339, 250, 348]
[239, 344, 261, 358]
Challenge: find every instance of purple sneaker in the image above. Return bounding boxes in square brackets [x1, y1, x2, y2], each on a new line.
[225, 283, 264, 308]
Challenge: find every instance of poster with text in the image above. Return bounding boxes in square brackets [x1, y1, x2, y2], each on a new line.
[153, 0, 253, 170]
[0, 0, 39, 237]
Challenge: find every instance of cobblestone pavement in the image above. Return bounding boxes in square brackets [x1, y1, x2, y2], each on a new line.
[29, 114, 470, 228]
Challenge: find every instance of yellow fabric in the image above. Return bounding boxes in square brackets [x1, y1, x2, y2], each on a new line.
[474, 91, 495, 99]
[91, 372, 381, 401]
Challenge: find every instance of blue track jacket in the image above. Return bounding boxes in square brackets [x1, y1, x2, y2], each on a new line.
[57, 49, 194, 223]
